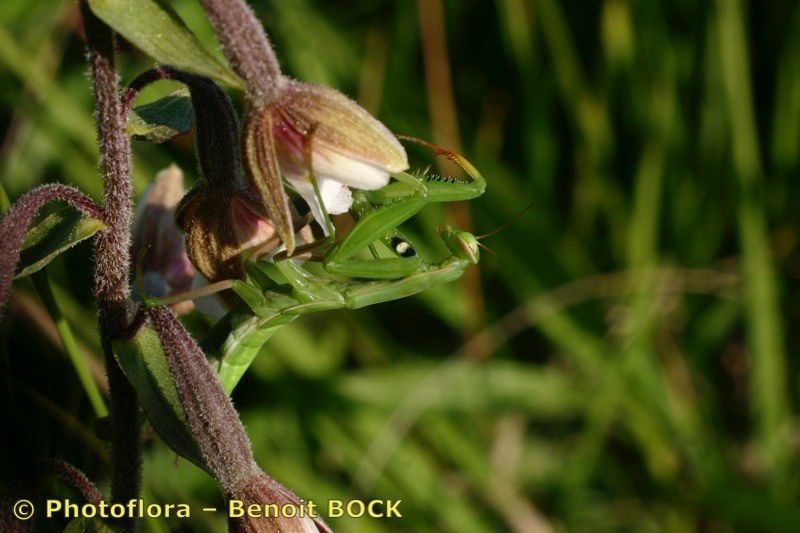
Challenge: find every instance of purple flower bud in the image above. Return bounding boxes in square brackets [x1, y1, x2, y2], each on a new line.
[146, 307, 330, 532]
[148, 306, 259, 491]
[133, 165, 195, 311]
[228, 472, 330, 533]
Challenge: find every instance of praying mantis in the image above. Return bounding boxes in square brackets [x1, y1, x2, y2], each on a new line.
[141, 126, 486, 393]
[187, 141, 485, 393]
[124, 66, 487, 392]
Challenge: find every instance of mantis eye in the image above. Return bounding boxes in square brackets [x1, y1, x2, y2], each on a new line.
[390, 236, 416, 257]
[456, 232, 480, 264]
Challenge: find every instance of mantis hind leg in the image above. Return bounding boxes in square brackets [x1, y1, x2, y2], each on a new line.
[324, 255, 424, 279]
[273, 258, 346, 310]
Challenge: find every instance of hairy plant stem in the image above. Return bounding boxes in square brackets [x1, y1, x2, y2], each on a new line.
[147, 307, 330, 532]
[198, 0, 283, 105]
[79, 1, 141, 522]
[0, 183, 103, 320]
[124, 66, 244, 189]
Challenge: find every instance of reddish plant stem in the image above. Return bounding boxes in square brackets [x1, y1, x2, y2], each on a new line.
[79, 1, 141, 522]
[0, 184, 104, 320]
[0, 459, 103, 532]
[198, 0, 283, 105]
[124, 66, 244, 189]
[35, 459, 104, 505]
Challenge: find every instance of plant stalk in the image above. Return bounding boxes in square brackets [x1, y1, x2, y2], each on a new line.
[79, 0, 142, 522]
[198, 0, 283, 105]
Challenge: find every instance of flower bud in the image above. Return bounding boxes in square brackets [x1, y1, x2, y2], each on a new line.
[200, 0, 408, 250]
[148, 306, 259, 489]
[127, 68, 285, 283]
[176, 186, 278, 283]
[133, 165, 195, 310]
[142, 307, 329, 532]
[229, 472, 330, 533]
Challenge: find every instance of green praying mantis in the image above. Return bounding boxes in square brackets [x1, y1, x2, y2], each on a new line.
[147, 138, 486, 393]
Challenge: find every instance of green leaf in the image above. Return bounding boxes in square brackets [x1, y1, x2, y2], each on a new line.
[112, 325, 206, 471]
[15, 207, 105, 279]
[87, 0, 243, 88]
[127, 89, 195, 143]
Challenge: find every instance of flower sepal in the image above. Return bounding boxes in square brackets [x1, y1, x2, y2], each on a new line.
[243, 78, 409, 243]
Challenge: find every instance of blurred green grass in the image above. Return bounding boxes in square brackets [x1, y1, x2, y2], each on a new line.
[2, 0, 800, 530]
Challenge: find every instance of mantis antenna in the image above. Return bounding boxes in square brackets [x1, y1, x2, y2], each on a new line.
[142, 279, 237, 308]
[468, 201, 535, 256]
[475, 241, 495, 255]
[475, 201, 535, 240]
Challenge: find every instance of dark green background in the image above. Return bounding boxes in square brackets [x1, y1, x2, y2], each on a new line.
[2, 0, 800, 530]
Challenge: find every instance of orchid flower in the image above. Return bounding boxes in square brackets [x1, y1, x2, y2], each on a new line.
[201, 0, 409, 253]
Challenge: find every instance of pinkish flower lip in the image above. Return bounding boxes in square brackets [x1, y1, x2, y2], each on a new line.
[272, 112, 306, 162]
[231, 195, 278, 250]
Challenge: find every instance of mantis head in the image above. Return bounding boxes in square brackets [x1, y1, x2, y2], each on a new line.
[438, 225, 480, 264]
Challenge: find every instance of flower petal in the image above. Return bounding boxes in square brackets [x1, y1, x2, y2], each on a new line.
[286, 172, 352, 235]
[318, 176, 354, 215]
[312, 147, 393, 190]
[278, 80, 408, 173]
[230, 195, 278, 250]
[133, 165, 195, 295]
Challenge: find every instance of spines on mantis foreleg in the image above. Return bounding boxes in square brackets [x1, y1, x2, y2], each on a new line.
[419, 169, 462, 184]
